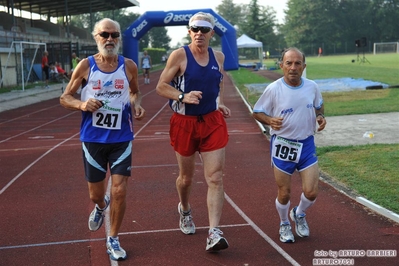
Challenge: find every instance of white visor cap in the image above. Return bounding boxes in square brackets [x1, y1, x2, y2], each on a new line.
[189, 20, 214, 29]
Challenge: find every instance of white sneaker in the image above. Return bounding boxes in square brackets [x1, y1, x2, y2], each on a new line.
[88, 195, 110, 231]
[279, 223, 295, 243]
[290, 206, 310, 237]
[178, 202, 195, 234]
[106, 236, 127, 261]
[206, 228, 229, 251]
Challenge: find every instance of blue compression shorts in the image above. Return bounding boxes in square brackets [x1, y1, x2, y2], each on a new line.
[82, 141, 132, 183]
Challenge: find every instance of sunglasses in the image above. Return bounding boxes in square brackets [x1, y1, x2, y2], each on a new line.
[97, 32, 120, 39]
[190, 26, 212, 33]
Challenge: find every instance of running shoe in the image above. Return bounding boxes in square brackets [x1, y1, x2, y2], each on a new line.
[178, 202, 195, 234]
[290, 206, 310, 237]
[279, 223, 295, 243]
[88, 195, 110, 231]
[206, 227, 229, 251]
[106, 236, 127, 261]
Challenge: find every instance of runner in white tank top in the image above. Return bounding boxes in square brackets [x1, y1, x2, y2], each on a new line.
[60, 18, 145, 261]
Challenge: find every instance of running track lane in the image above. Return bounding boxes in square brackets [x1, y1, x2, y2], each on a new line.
[0, 70, 397, 266]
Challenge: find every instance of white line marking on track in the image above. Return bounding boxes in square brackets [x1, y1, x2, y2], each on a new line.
[0, 112, 75, 144]
[133, 102, 169, 138]
[224, 193, 300, 266]
[130, 163, 202, 169]
[0, 131, 80, 195]
[103, 101, 169, 264]
[0, 224, 250, 251]
[0, 104, 59, 125]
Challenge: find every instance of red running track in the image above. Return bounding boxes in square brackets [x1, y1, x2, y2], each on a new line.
[0, 70, 398, 266]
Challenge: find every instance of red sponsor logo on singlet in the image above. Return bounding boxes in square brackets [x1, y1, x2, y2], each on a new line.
[92, 80, 101, 90]
[115, 79, 124, 89]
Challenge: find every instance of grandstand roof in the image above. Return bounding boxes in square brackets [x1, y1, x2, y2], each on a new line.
[5, 0, 140, 17]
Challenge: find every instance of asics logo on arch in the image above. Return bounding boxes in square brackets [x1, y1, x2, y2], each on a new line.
[164, 12, 192, 24]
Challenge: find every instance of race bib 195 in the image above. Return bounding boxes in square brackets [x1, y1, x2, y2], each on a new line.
[272, 136, 303, 163]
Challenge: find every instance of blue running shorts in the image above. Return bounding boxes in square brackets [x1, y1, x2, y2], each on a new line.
[82, 141, 132, 183]
[270, 135, 318, 175]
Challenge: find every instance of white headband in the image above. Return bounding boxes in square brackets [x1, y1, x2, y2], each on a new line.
[189, 20, 213, 29]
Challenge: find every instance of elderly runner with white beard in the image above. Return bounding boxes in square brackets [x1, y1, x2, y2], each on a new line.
[60, 18, 145, 261]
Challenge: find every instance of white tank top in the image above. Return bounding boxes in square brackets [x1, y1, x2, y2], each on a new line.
[80, 55, 134, 143]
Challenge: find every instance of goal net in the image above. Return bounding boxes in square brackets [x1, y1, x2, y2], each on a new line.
[373, 42, 399, 55]
[0, 41, 47, 91]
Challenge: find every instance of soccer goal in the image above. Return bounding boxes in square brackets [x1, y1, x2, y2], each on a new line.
[0, 41, 47, 91]
[373, 42, 399, 55]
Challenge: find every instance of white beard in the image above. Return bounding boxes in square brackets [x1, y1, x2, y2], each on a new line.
[98, 42, 120, 57]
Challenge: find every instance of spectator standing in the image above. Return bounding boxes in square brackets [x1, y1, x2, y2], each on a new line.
[68, 52, 81, 78]
[42, 51, 50, 89]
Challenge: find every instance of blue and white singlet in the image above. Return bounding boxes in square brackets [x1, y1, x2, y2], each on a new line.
[80, 55, 134, 143]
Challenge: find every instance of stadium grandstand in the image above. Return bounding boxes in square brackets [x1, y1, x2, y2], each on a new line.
[0, 0, 139, 88]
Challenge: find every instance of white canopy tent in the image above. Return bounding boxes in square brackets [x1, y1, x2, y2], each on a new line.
[236, 34, 263, 67]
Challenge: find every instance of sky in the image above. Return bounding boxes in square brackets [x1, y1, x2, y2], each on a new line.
[128, 0, 288, 46]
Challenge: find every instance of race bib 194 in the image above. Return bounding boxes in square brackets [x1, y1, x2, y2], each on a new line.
[272, 136, 303, 163]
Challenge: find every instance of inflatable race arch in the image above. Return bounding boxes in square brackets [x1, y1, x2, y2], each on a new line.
[123, 9, 239, 71]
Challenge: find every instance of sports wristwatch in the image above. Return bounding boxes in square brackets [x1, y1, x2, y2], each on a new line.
[178, 93, 184, 103]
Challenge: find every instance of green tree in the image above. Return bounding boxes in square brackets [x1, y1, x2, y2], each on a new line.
[148, 27, 171, 50]
[370, 0, 399, 42]
[238, 0, 278, 55]
[215, 0, 244, 46]
[281, 0, 399, 55]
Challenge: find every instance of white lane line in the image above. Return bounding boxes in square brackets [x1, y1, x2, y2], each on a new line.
[0, 112, 76, 144]
[0, 132, 80, 195]
[0, 224, 250, 250]
[225, 193, 300, 266]
[133, 101, 169, 138]
[104, 100, 169, 264]
[0, 104, 59, 125]
[130, 163, 202, 168]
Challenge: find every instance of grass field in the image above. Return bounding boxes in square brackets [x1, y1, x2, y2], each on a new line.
[230, 53, 399, 215]
[256, 53, 399, 85]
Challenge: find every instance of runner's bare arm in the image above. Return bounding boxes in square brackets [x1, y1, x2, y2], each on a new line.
[315, 105, 326, 131]
[60, 58, 101, 112]
[253, 112, 284, 130]
[156, 48, 202, 104]
[214, 50, 230, 118]
[125, 58, 145, 120]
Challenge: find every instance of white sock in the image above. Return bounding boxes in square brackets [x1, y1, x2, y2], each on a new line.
[275, 198, 290, 224]
[296, 193, 315, 216]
